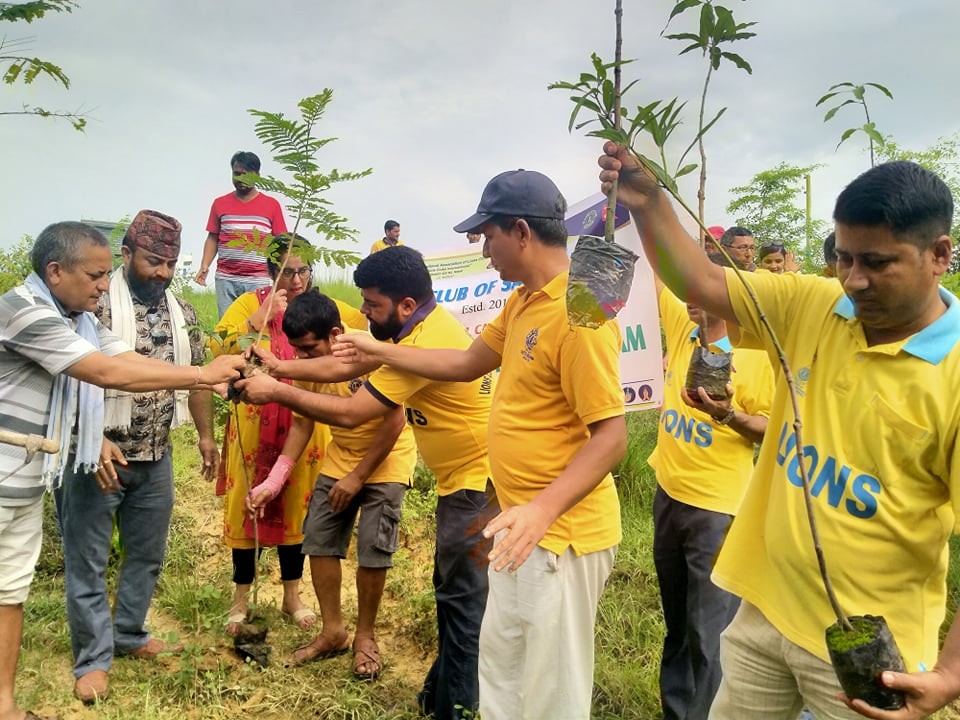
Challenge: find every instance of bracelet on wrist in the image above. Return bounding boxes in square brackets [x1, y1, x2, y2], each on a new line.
[194, 365, 202, 386]
[715, 407, 736, 426]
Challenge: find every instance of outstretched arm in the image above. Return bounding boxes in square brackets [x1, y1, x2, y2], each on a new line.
[66, 351, 243, 392]
[234, 375, 389, 429]
[333, 331, 500, 382]
[247, 344, 382, 384]
[598, 141, 736, 323]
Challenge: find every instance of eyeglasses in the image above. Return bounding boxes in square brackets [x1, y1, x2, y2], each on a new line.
[279, 267, 312, 280]
[729, 244, 755, 252]
[145, 307, 169, 344]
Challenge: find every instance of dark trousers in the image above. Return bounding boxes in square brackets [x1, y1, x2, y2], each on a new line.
[231, 544, 305, 584]
[653, 486, 739, 720]
[419, 486, 498, 720]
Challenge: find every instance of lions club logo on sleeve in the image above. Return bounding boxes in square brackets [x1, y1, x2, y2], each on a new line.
[521, 328, 539, 362]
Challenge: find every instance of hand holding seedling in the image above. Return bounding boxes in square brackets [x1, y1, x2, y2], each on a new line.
[328, 472, 363, 513]
[245, 345, 282, 376]
[95, 437, 127, 494]
[598, 141, 663, 208]
[483, 504, 552, 573]
[233, 373, 281, 405]
[247, 289, 288, 333]
[682, 382, 733, 421]
[332, 331, 383, 365]
[838, 664, 960, 719]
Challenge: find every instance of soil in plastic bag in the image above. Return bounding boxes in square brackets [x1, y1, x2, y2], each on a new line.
[234, 615, 271, 667]
[826, 615, 906, 710]
[685, 345, 732, 401]
[566, 235, 639, 328]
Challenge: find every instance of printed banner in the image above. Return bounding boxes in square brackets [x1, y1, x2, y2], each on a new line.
[424, 193, 663, 411]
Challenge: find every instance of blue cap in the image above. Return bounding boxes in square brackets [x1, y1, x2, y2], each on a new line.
[453, 169, 566, 233]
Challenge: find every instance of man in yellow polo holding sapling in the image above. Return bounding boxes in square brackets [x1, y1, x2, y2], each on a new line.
[600, 144, 960, 719]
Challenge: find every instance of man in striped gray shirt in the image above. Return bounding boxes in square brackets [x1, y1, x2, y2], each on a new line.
[0, 221, 243, 720]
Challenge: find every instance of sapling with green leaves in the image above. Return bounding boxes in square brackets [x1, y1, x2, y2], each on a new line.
[221, 90, 370, 620]
[816, 81, 894, 167]
[553, 2, 858, 655]
[663, 0, 756, 235]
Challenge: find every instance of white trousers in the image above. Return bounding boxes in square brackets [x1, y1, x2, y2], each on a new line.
[478, 542, 616, 720]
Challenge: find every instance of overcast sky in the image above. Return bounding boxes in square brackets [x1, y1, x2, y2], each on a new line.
[3, 0, 959, 270]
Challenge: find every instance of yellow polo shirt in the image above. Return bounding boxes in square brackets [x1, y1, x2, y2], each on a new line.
[365, 302, 492, 496]
[369, 238, 405, 254]
[299, 375, 417, 486]
[713, 269, 960, 670]
[649, 288, 774, 515]
[479, 270, 624, 556]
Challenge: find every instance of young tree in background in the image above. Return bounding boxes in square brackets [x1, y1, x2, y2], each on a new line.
[1, 0, 87, 130]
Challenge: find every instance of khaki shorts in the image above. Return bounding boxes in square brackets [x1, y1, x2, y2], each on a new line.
[301, 474, 406, 569]
[0, 498, 43, 605]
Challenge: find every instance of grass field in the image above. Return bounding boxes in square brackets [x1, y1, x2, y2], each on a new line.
[12, 285, 960, 719]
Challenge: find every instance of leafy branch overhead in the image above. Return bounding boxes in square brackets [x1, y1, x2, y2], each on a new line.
[1, 0, 88, 131]
[816, 81, 893, 167]
[237, 90, 372, 270]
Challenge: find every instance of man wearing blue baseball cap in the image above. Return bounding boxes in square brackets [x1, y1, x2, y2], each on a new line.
[332, 169, 627, 720]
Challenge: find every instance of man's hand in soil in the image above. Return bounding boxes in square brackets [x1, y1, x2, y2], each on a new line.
[234, 373, 282, 405]
[483, 504, 552, 572]
[96, 438, 127, 494]
[840, 667, 960, 719]
[328, 472, 363, 513]
[332, 331, 384, 365]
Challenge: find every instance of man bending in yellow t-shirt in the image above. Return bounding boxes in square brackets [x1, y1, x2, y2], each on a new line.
[244, 290, 417, 679]
[600, 145, 960, 719]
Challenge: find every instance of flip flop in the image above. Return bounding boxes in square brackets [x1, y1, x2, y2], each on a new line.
[352, 636, 382, 681]
[282, 607, 317, 630]
[287, 633, 350, 666]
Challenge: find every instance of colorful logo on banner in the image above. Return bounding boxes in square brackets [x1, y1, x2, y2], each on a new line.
[424, 194, 663, 411]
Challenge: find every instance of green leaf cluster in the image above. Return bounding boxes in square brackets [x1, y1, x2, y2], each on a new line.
[665, 0, 756, 73]
[726, 162, 829, 253]
[1, 1, 87, 131]
[238, 90, 371, 271]
[816, 81, 893, 166]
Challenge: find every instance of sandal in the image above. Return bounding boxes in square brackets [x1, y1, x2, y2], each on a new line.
[352, 636, 382, 681]
[282, 607, 317, 630]
[287, 633, 350, 666]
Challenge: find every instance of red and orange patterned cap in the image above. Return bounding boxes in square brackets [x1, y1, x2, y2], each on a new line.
[124, 209, 181, 258]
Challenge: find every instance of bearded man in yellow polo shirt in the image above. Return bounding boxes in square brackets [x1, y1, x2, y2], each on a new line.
[653, 271, 774, 720]
[600, 146, 960, 720]
[330, 169, 627, 720]
[236, 246, 496, 720]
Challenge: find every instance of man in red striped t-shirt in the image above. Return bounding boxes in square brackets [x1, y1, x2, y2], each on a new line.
[195, 151, 288, 317]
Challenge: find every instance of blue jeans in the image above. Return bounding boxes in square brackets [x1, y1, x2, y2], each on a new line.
[418, 486, 498, 720]
[654, 486, 740, 720]
[54, 452, 174, 677]
[215, 277, 270, 318]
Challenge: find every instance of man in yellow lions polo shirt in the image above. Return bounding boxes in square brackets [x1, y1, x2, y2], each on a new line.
[600, 146, 960, 719]
[652, 281, 773, 720]
[329, 169, 627, 720]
